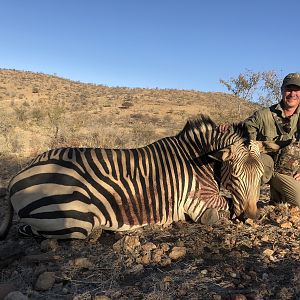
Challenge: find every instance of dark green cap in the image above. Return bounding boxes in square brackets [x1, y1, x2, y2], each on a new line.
[282, 73, 300, 89]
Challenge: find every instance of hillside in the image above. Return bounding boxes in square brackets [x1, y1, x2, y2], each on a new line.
[0, 69, 260, 186]
[5, 70, 300, 300]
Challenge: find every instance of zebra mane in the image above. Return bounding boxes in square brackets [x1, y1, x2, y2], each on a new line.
[177, 114, 217, 136]
[176, 114, 251, 155]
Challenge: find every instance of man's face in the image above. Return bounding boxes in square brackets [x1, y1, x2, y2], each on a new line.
[282, 85, 300, 109]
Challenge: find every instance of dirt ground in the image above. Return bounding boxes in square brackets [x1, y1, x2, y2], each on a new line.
[1, 185, 300, 300]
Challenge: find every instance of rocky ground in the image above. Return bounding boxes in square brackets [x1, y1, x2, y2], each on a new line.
[1, 187, 300, 300]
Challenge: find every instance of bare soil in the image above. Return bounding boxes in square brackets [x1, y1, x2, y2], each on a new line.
[1, 186, 300, 300]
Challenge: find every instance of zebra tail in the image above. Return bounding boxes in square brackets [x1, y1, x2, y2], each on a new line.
[0, 188, 13, 240]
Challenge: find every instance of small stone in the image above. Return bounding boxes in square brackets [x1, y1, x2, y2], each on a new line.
[200, 269, 208, 275]
[263, 248, 274, 257]
[140, 253, 151, 265]
[152, 249, 164, 263]
[160, 243, 170, 252]
[4, 291, 28, 300]
[280, 222, 293, 229]
[0, 284, 16, 300]
[169, 246, 186, 260]
[142, 242, 157, 251]
[212, 294, 222, 300]
[94, 296, 111, 300]
[34, 272, 56, 291]
[261, 234, 269, 242]
[123, 236, 140, 252]
[112, 239, 122, 253]
[245, 218, 254, 226]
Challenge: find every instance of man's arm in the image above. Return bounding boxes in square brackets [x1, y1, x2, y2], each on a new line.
[244, 112, 260, 141]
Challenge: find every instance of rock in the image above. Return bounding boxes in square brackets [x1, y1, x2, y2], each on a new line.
[112, 239, 123, 253]
[261, 234, 269, 242]
[200, 269, 208, 275]
[245, 218, 259, 228]
[0, 283, 16, 300]
[263, 248, 274, 257]
[113, 235, 140, 254]
[94, 296, 111, 300]
[160, 243, 170, 252]
[4, 291, 29, 300]
[152, 249, 164, 263]
[280, 221, 293, 229]
[142, 242, 157, 252]
[123, 236, 140, 252]
[140, 253, 151, 265]
[40, 239, 59, 252]
[34, 272, 56, 291]
[169, 246, 186, 260]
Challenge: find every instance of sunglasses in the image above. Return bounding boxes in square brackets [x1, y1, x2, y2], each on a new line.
[282, 118, 291, 134]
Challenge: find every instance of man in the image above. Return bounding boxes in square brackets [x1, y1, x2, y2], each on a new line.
[245, 73, 300, 206]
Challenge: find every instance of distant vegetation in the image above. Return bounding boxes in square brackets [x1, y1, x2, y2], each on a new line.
[220, 69, 283, 106]
[0, 68, 260, 185]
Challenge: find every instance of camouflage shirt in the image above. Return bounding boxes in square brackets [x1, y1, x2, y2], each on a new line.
[245, 102, 300, 175]
[245, 102, 300, 142]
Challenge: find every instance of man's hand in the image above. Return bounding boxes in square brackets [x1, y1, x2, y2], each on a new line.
[294, 172, 300, 181]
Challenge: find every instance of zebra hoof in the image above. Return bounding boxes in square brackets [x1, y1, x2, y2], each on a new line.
[200, 208, 219, 225]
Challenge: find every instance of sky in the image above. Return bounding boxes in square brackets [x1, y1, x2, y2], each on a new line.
[0, 0, 299, 93]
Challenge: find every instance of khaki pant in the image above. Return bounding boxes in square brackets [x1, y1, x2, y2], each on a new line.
[261, 153, 300, 207]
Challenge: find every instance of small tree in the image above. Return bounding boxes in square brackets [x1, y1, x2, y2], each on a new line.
[259, 70, 282, 107]
[47, 105, 65, 139]
[220, 69, 283, 106]
[220, 70, 261, 101]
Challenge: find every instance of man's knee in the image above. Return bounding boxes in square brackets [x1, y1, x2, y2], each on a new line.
[260, 153, 274, 184]
[270, 173, 300, 207]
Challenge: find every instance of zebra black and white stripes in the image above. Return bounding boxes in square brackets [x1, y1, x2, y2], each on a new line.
[0, 115, 264, 240]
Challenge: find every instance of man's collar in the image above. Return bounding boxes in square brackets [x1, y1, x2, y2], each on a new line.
[274, 101, 300, 117]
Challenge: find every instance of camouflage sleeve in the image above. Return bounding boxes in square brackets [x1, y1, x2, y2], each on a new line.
[244, 111, 260, 141]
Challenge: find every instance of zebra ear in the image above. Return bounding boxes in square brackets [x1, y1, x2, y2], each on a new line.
[255, 141, 281, 153]
[208, 146, 233, 162]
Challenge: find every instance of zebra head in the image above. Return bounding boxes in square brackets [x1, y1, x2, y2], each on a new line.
[210, 140, 264, 219]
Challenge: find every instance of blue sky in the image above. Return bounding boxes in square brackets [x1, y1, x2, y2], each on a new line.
[0, 0, 299, 92]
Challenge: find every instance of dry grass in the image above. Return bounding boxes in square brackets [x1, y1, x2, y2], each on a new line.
[0, 69, 260, 185]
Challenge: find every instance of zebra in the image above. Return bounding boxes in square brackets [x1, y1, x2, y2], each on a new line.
[0, 115, 265, 240]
